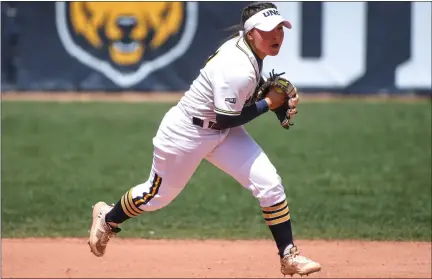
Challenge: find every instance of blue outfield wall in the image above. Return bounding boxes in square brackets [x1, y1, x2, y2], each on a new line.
[1, 2, 431, 94]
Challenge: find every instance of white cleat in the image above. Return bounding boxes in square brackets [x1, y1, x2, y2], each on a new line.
[280, 245, 321, 276]
[88, 201, 120, 257]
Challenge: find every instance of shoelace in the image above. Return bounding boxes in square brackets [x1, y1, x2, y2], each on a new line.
[268, 69, 286, 80]
[283, 248, 312, 264]
[292, 254, 312, 264]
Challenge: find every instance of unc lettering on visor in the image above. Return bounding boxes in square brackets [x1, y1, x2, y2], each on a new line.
[244, 8, 292, 33]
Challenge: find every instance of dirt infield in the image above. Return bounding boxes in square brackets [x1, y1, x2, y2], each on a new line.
[2, 91, 430, 103]
[2, 238, 431, 278]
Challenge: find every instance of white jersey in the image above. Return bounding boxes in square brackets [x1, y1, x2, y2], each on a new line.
[178, 36, 262, 122]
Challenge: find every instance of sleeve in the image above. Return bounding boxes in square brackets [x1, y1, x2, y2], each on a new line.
[211, 63, 257, 116]
[215, 99, 269, 129]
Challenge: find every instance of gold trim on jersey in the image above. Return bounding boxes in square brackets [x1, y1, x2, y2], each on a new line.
[119, 174, 163, 217]
[235, 37, 260, 82]
[205, 49, 220, 66]
[134, 173, 162, 206]
[214, 107, 241, 116]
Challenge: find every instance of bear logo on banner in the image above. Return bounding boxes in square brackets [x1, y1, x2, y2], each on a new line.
[55, 2, 198, 87]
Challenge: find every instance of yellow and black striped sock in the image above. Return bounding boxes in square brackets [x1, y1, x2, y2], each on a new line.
[262, 200, 294, 257]
[105, 188, 145, 224]
[105, 174, 162, 224]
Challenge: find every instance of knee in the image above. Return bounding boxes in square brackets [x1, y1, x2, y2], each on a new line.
[254, 173, 287, 207]
[258, 183, 286, 207]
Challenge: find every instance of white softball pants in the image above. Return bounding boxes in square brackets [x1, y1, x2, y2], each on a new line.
[129, 105, 287, 212]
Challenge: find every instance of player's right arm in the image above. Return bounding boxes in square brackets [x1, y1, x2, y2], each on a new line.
[210, 61, 269, 129]
[215, 100, 269, 129]
[212, 69, 286, 129]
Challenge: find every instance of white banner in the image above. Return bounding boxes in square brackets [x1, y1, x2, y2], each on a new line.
[264, 2, 431, 90]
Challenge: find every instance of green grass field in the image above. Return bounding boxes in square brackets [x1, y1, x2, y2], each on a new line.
[2, 100, 431, 241]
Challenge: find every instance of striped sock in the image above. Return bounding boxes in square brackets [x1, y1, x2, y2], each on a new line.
[105, 188, 144, 224]
[262, 200, 294, 257]
[105, 174, 163, 224]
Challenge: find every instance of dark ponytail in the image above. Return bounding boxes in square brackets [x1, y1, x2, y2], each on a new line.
[222, 2, 278, 43]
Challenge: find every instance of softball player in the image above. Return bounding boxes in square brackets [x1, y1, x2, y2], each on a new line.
[88, 2, 321, 276]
